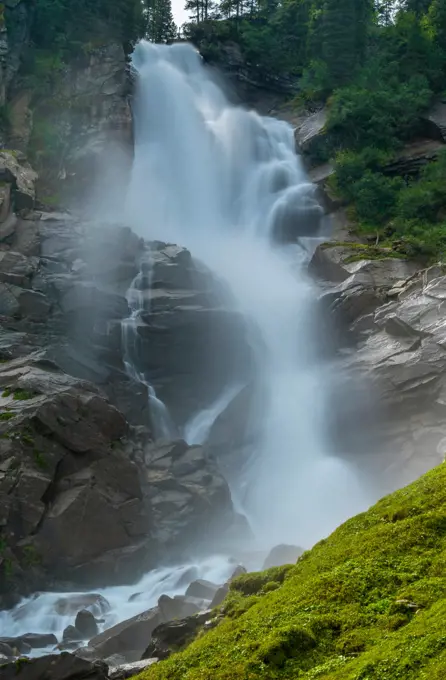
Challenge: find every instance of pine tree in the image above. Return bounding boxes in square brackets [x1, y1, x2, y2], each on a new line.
[146, 0, 177, 42]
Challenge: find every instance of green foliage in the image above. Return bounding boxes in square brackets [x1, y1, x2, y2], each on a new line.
[0, 412, 15, 421]
[327, 74, 432, 150]
[31, 0, 146, 56]
[138, 464, 446, 680]
[13, 390, 35, 401]
[146, 0, 177, 42]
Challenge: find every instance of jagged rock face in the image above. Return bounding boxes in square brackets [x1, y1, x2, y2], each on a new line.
[0, 206, 245, 599]
[310, 248, 446, 490]
[0, 354, 153, 601]
[0, 1, 32, 110]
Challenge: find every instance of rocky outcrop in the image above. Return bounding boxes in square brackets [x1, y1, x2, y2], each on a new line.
[129, 242, 252, 426]
[131, 439, 240, 556]
[311, 247, 446, 488]
[0, 1, 32, 110]
[0, 354, 153, 602]
[0, 655, 109, 680]
[142, 610, 211, 661]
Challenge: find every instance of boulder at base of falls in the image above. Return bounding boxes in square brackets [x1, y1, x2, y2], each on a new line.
[87, 607, 162, 661]
[0, 353, 153, 602]
[142, 611, 212, 661]
[185, 579, 220, 600]
[0, 654, 108, 680]
[108, 659, 158, 680]
[75, 610, 100, 639]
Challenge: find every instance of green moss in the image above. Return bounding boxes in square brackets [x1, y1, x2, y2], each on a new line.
[320, 241, 406, 264]
[13, 390, 35, 401]
[22, 544, 41, 567]
[0, 412, 15, 421]
[138, 464, 446, 680]
[33, 449, 47, 471]
[21, 433, 34, 446]
[2, 388, 11, 398]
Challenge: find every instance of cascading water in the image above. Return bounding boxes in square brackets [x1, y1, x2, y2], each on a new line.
[122, 254, 177, 440]
[126, 41, 371, 548]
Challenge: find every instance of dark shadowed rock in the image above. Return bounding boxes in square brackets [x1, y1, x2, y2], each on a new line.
[157, 595, 202, 621]
[210, 585, 229, 608]
[185, 579, 220, 600]
[263, 544, 304, 569]
[136, 439, 237, 554]
[0, 355, 152, 598]
[53, 594, 111, 618]
[142, 611, 211, 661]
[108, 659, 158, 680]
[0, 654, 108, 680]
[75, 610, 99, 639]
[0, 633, 56, 652]
[0, 642, 13, 658]
[88, 608, 161, 661]
[63, 626, 83, 644]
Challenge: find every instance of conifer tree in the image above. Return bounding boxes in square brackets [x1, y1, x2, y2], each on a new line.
[146, 0, 177, 42]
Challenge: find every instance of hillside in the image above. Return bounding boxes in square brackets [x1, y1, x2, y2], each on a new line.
[140, 463, 446, 679]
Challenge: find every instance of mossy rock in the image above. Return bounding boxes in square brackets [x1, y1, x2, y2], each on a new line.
[138, 464, 446, 680]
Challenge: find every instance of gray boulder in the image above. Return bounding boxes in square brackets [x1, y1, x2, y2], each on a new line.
[185, 579, 220, 601]
[88, 607, 161, 661]
[0, 654, 108, 680]
[108, 659, 158, 680]
[142, 611, 211, 661]
[0, 354, 152, 599]
[75, 610, 99, 639]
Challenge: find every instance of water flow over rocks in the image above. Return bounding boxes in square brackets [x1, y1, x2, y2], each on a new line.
[126, 41, 370, 548]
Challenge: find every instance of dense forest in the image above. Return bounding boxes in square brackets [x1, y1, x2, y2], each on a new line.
[17, 0, 446, 259]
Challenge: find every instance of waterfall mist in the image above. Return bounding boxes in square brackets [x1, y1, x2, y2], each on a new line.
[125, 41, 372, 549]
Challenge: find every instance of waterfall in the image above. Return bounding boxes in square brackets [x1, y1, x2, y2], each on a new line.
[121, 253, 177, 440]
[125, 41, 370, 549]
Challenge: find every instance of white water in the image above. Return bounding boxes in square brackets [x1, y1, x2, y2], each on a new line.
[0, 556, 234, 645]
[126, 41, 370, 548]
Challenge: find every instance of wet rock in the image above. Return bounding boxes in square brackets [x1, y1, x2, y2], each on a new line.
[63, 626, 83, 644]
[0, 151, 37, 211]
[0, 642, 14, 657]
[210, 585, 229, 608]
[138, 439, 236, 554]
[75, 610, 99, 639]
[185, 579, 220, 600]
[142, 611, 211, 661]
[263, 544, 304, 569]
[157, 594, 202, 621]
[0, 355, 152, 597]
[295, 108, 327, 161]
[108, 659, 158, 680]
[53, 594, 110, 618]
[131, 242, 252, 426]
[0, 654, 109, 680]
[0, 637, 32, 655]
[88, 607, 161, 661]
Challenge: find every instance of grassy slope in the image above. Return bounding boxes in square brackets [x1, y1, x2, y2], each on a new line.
[139, 464, 446, 680]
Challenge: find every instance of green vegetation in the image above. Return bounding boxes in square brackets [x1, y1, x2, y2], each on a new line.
[0, 412, 15, 421]
[13, 390, 35, 401]
[184, 0, 446, 260]
[140, 463, 446, 680]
